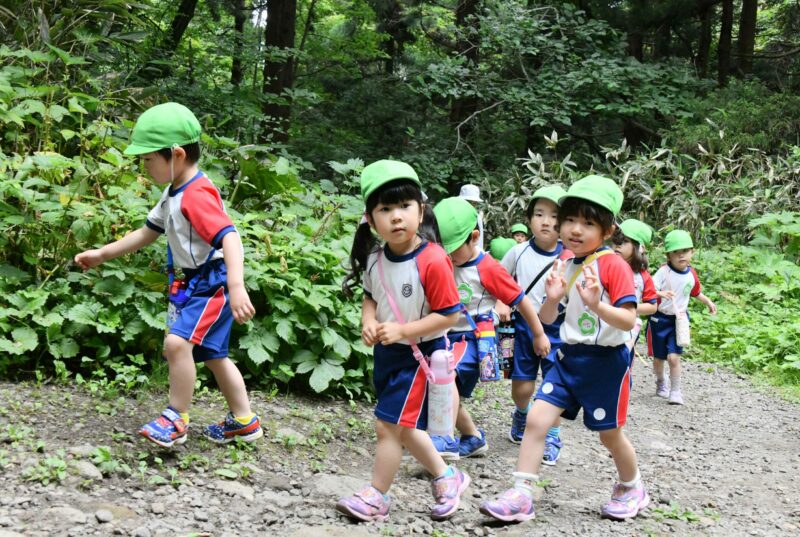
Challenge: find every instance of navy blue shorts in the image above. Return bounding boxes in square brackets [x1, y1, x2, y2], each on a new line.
[373, 337, 447, 430]
[536, 343, 632, 432]
[510, 313, 562, 381]
[646, 311, 684, 359]
[449, 331, 479, 398]
[169, 260, 232, 362]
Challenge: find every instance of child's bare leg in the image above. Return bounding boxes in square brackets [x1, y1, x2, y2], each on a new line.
[511, 379, 535, 410]
[400, 426, 448, 477]
[371, 419, 406, 493]
[652, 358, 666, 379]
[163, 335, 196, 413]
[599, 428, 638, 482]
[455, 403, 480, 437]
[517, 400, 563, 475]
[205, 357, 251, 416]
[666, 353, 682, 379]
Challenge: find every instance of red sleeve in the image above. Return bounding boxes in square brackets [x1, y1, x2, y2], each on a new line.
[417, 243, 461, 314]
[598, 254, 636, 306]
[477, 256, 524, 306]
[181, 178, 235, 247]
[559, 248, 575, 261]
[641, 270, 658, 303]
[689, 267, 702, 297]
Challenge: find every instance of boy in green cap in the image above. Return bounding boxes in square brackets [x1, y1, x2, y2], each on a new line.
[75, 102, 262, 447]
[489, 237, 517, 261]
[646, 230, 717, 405]
[510, 223, 529, 243]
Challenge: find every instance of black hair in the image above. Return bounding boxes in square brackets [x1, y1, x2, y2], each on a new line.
[156, 142, 201, 163]
[612, 229, 649, 272]
[557, 197, 616, 237]
[343, 179, 436, 297]
[526, 196, 559, 220]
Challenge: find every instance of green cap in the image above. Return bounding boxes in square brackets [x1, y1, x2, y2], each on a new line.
[531, 185, 568, 206]
[124, 102, 201, 155]
[360, 159, 421, 203]
[664, 229, 694, 252]
[433, 197, 478, 254]
[561, 175, 623, 216]
[489, 237, 517, 261]
[510, 223, 528, 235]
[619, 219, 653, 247]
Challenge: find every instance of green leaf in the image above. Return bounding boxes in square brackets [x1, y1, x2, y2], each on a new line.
[93, 277, 135, 306]
[275, 318, 295, 343]
[214, 468, 239, 479]
[0, 327, 38, 355]
[308, 361, 345, 393]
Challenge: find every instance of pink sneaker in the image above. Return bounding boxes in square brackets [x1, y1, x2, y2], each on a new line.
[601, 482, 649, 520]
[335, 485, 391, 522]
[479, 488, 535, 522]
[430, 467, 471, 520]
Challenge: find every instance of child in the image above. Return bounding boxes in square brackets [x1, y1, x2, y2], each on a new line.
[511, 223, 529, 243]
[497, 185, 572, 466]
[481, 175, 648, 522]
[647, 229, 717, 405]
[337, 160, 470, 522]
[431, 197, 550, 459]
[489, 237, 517, 261]
[74, 102, 261, 447]
[458, 184, 485, 250]
[612, 219, 658, 366]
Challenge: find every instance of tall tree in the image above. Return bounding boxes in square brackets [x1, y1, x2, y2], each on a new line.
[737, 0, 758, 75]
[262, 0, 297, 143]
[449, 1, 480, 133]
[718, 0, 733, 85]
[695, 3, 714, 77]
[231, 0, 247, 86]
[165, 0, 200, 53]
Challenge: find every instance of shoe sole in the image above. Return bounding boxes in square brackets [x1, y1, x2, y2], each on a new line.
[438, 450, 460, 461]
[668, 400, 684, 405]
[461, 443, 488, 458]
[541, 456, 559, 466]
[507, 431, 522, 444]
[601, 493, 650, 520]
[204, 427, 264, 444]
[430, 472, 471, 521]
[139, 431, 188, 448]
[335, 502, 388, 522]
[479, 504, 535, 522]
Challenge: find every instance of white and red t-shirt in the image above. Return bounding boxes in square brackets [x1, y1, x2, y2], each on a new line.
[364, 242, 461, 343]
[146, 172, 235, 269]
[635, 269, 658, 306]
[452, 252, 523, 333]
[501, 239, 574, 312]
[560, 248, 637, 346]
[652, 264, 702, 315]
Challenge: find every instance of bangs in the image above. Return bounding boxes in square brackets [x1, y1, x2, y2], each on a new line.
[366, 179, 423, 211]
[558, 197, 615, 232]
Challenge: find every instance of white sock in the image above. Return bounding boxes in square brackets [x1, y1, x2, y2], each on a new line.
[669, 375, 681, 391]
[620, 470, 641, 488]
[512, 471, 538, 499]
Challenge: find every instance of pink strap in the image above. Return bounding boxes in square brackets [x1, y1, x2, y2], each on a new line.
[376, 251, 435, 382]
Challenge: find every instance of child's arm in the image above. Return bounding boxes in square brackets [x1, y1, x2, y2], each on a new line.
[695, 292, 717, 314]
[377, 312, 459, 346]
[515, 296, 551, 357]
[362, 296, 380, 346]
[637, 302, 658, 316]
[494, 299, 512, 322]
[74, 227, 160, 270]
[221, 232, 255, 324]
[577, 265, 637, 330]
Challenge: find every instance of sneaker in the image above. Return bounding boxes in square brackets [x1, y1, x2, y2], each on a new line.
[139, 407, 188, 448]
[430, 467, 471, 520]
[459, 429, 488, 458]
[601, 482, 650, 520]
[336, 485, 391, 522]
[479, 488, 536, 522]
[542, 434, 562, 466]
[203, 413, 263, 444]
[508, 409, 527, 444]
[668, 389, 684, 405]
[655, 379, 669, 398]
[430, 435, 460, 461]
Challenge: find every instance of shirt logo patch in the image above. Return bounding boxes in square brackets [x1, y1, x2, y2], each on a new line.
[683, 282, 692, 296]
[578, 312, 597, 335]
[457, 282, 473, 304]
[402, 283, 413, 298]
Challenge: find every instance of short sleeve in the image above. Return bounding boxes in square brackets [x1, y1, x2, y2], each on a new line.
[689, 267, 702, 297]
[363, 255, 375, 297]
[641, 271, 658, 303]
[479, 257, 524, 306]
[180, 180, 235, 247]
[146, 191, 167, 233]
[598, 254, 636, 307]
[418, 245, 460, 314]
[501, 247, 516, 276]
[651, 265, 667, 291]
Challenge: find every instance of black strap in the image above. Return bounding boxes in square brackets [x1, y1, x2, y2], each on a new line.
[522, 260, 556, 297]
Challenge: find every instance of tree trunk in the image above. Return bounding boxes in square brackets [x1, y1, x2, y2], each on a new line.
[261, 0, 297, 144]
[231, 0, 246, 86]
[654, 22, 672, 59]
[696, 4, 713, 77]
[718, 0, 733, 86]
[737, 0, 757, 75]
[165, 0, 199, 53]
[627, 31, 643, 61]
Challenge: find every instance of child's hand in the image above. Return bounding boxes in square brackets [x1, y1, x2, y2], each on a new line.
[376, 322, 406, 345]
[229, 285, 256, 324]
[74, 249, 105, 270]
[576, 264, 601, 310]
[707, 300, 717, 315]
[495, 301, 512, 322]
[656, 289, 675, 300]
[532, 333, 551, 358]
[362, 319, 380, 346]
[545, 259, 567, 302]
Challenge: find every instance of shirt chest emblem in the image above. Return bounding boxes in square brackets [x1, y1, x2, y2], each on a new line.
[457, 282, 473, 304]
[402, 283, 413, 298]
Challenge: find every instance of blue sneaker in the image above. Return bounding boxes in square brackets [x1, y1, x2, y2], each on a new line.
[459, 429, 488, 458]
[542, 434, 562, 466]
[203, 413, 263, 444]
[430, 435, 460, 461]
[139, 407, 188, 448]
[508, 409, 527, 444]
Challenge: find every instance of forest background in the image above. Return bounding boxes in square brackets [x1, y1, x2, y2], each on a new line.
[1, 0, 798, 400]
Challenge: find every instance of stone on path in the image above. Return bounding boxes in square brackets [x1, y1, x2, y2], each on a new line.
[72, 460, 103, 481]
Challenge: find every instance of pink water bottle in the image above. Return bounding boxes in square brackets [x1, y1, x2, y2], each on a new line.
[427, 348, 455, 437]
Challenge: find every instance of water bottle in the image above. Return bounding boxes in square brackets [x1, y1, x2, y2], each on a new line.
[497, 321, 515, 379]
[476, 314, 501, 382]
[427, 347, 455, 437]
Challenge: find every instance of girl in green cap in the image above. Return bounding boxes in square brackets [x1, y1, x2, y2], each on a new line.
[338, 160, 470, 522]
[510, 223, 529, 243]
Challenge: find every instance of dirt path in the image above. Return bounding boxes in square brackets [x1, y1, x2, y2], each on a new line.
[1, 359, 798, 537]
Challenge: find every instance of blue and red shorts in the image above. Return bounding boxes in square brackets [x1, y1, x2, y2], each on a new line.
[449, 331, 478, 398]
[168, 260, 233, 362]
[373, 336, 448, 430]
[646, 311, 684, 359]
[510, 313, 562, 381]
[535, 343, 631, 432]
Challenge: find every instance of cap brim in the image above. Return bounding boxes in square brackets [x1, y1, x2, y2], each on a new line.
[559, 193, 619, 217]
[123, 144, 161, 156]
[460, 195, 482, 202]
